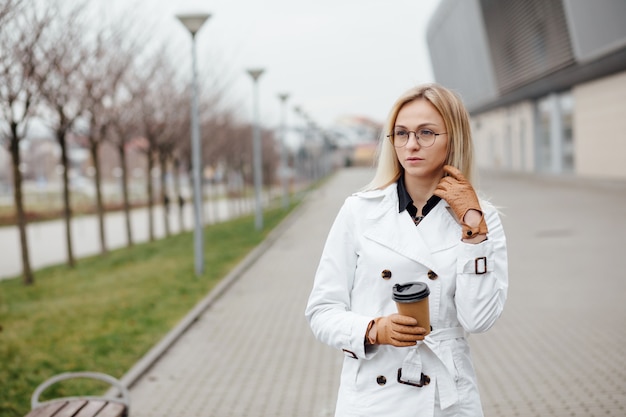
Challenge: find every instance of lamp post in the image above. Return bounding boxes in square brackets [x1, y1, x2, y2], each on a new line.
[247, 68, 265, 230]
[277, 92, 289, 210]
[176, 11, 211, 276]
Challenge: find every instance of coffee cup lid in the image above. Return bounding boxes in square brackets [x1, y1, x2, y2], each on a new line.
[392, 281, 430, 303]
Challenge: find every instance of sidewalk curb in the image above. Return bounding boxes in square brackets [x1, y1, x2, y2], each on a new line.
[110, 190, 317, 395]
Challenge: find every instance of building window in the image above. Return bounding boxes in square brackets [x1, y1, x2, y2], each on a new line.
[536, 91, 574, 174]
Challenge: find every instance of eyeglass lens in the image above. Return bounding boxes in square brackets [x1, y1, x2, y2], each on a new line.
[392, 129, 437, 147]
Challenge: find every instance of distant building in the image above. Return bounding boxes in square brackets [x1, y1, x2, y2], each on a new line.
[351, 142, 378, 167]
[427, 0, 626, 179]
[329, 115, 381, 167]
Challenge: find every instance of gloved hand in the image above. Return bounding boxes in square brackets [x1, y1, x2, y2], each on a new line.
[434, 165, 488, 239]
[372, 314, 426, 347]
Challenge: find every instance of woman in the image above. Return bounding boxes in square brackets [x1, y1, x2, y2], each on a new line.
[305, 83, 508, 417]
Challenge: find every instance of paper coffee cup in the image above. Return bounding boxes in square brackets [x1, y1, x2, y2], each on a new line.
[392, 282, 431, 334]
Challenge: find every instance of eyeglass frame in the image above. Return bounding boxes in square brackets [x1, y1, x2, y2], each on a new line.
[386, 128, 447, 148]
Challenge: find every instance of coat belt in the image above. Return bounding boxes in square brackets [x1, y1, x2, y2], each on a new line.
[400, 327, 466, 410]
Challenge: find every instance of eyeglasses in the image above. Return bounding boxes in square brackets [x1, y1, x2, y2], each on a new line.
[387, 128, 447, 148]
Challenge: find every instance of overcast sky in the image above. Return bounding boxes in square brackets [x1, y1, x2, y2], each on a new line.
[108, 0, 442, 128]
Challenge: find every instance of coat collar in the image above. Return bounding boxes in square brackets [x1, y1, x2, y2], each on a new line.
[358, 184, 458, 269]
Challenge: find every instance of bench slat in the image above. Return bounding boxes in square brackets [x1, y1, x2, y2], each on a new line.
[54, 400, 88, 417]
[74, 400, 105, 417]
[24, 401, 68, 417]
[25, 399, 126, 417]
[95, 402, 127, 417]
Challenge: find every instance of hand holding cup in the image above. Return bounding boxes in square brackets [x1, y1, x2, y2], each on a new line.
[373, 314, 427, 347]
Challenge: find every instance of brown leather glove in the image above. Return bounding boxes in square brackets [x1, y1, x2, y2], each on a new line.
[434, 165, 488, 239]
[372, 314, 425, 347]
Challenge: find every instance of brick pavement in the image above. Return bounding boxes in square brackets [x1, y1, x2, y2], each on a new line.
[126, 168, 626, 417]
[126, 168, 369, 417]
[471, 173, 626, 417]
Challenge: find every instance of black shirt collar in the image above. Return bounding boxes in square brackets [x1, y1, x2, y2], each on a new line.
[397, 175, 441, 217]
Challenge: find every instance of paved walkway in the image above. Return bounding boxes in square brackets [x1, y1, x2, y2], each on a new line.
[125, 167, 626, 417]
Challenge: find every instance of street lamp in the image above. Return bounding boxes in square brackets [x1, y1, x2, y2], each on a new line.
[278, 92, 290, 210]
[176, 11, 211, 276]
[246, 68, 265, 230]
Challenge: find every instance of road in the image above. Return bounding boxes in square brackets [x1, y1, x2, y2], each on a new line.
[0, 196, 257, 280]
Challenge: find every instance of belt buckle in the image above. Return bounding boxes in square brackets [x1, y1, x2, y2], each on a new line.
[475, 256, 487, 274]
[397, 368, 430, 387]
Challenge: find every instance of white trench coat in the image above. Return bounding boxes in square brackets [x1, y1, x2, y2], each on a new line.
[305, 183, 508, 417]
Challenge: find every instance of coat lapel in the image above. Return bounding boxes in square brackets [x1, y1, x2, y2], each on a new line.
[361, 184, 458, 270]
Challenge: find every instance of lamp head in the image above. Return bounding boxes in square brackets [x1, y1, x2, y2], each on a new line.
[246, 68, 265, 81]
[176, 12, 211, 36]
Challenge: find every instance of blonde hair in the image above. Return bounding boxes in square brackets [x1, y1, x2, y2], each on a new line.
[365, 83, 475, 190]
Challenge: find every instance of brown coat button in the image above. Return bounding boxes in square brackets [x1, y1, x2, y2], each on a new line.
[381, 269, 392, 280]
[376, 375, 387, 386]
[427, 270, 438, 280]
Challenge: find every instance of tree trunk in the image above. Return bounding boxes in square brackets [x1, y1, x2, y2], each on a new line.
[118, 144, 133, 247]
[58, 127, 75, 267]
[9, 125, 34, 285]
[159, 151, 170, 237]
[90, 138, 107, 254]
[146, 151, 155, 241]
[238, 161, 246, 216]
[173, 156, 185, 232]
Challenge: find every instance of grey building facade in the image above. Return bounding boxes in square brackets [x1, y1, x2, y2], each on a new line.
[427, 0, 626, 179]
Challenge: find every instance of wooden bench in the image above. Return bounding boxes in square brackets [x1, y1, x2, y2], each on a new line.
[25, 372, 130, 417]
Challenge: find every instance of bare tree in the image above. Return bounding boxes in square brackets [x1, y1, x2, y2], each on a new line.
[34, 2, 88, 268]
[0, 1, 53, 285]
[171, 94, 192, 232]
[203, 114, 254, 216]
[107, 87, 141, 247]
[0, 0, 22, 24]
[80, 22, 135, 254]
[172, 150, 188, 231]
[155, 89, 188, 237]
[99, 18, 154, 248]
[261, 127, 280, 199]
[129, 51, 180, 242]
[156, 128, 173, 237]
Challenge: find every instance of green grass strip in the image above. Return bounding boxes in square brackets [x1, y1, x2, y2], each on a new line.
[0, 202, 299, 417]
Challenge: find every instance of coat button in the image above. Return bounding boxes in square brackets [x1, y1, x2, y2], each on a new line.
[376, 375, 387, 386]
[381, 269, 392, 280]
[427, 270, 438, 280]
